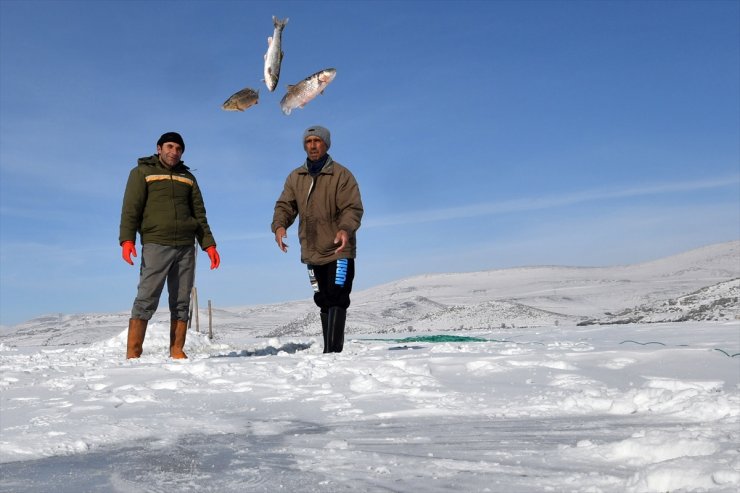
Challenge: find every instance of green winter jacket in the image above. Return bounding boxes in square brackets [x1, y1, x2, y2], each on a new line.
[271, 156, 363, 265]
[119, 155, 216, 250]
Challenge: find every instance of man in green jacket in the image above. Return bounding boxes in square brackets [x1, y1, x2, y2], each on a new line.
[119, 132, 220, 359]
[272, 125, 364, 353]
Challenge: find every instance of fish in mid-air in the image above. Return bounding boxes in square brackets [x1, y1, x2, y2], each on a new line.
[279, 68, 337, 115]
[263, 16, 288, 92]
[222, 87, 260, 111]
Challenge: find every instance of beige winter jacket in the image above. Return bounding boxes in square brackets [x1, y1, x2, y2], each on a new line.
[272, 157, 363, 265]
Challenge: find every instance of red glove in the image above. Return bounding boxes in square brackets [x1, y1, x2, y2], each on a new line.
[206, 246, 220, 269]
[122, 241, 137, 265]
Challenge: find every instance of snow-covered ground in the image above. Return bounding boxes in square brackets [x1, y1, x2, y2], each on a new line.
[1, 242, 739, 492]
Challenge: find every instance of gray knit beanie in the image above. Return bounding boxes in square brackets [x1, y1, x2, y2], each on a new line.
[303, 125, 331, 149]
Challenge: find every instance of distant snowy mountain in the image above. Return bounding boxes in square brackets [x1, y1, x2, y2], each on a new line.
[342, 240, 739, 334]
[2, 241, 738, 346]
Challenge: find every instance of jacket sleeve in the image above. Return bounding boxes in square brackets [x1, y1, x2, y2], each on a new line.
[190, 178, 216, 250]
[336, 169, 363, 235]
[271, 174, 299, 233]
[118, 167, 146, 245]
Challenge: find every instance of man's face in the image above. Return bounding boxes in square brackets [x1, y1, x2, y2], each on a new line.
[304, 136, 327, 161]
[157, 142, 183, 168]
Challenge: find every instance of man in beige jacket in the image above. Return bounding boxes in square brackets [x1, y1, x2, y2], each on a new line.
[272, 126, 364, 353]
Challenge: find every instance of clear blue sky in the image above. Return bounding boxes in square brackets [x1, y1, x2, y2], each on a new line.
[1, 0, 738, 326]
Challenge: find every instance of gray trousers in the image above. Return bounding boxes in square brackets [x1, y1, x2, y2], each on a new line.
[131, 243, 195, 321]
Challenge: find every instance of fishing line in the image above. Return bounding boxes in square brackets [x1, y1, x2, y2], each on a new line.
[356, 336, 739, 357]
[619, 340, 739, 357]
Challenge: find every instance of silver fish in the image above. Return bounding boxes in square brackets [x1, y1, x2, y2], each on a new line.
[279, 68, 337, 116]
[222, 87, 259, 111]
[263, 16, 288, 92]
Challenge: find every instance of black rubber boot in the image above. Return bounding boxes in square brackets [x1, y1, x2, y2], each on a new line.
[327, 307, 346, 353]
[321, 311, 329, 353]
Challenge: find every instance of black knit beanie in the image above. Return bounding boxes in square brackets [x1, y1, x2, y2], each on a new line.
[157, 132, 185, 151]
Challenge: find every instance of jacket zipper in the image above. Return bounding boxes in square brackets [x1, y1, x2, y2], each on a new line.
[306, 176, 316, 208]
[170, 170, 178, 240]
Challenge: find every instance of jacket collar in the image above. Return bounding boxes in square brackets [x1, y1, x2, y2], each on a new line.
[299, 155, 333, 175]
[138, 154, 189, 171]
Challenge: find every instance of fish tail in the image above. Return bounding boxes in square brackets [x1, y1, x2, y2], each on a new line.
[275, 17, 288, 28]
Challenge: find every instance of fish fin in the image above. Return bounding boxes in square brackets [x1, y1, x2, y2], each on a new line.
[267, 36, 272, 45]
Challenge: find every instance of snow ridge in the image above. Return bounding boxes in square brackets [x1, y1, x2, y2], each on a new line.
[1, 240, 738, 345]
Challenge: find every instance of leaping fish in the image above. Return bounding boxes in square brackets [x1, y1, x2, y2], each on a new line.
[263, 16, 288, 92]
[279, 68, 337, 116]
[221, 87, 259, 111]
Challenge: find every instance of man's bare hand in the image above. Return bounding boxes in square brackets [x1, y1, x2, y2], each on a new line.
[334, 230, 349, 254]
[275, 227, 289, 252]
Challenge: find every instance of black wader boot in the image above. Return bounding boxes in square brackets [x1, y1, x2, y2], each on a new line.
[327, 307, 346, 353]
[321, 311, 329, 353]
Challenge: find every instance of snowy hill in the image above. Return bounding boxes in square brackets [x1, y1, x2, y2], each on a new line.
[345, 240, 739, 331]
[2, 241, 739, 346]
[580, 278, 739, 325]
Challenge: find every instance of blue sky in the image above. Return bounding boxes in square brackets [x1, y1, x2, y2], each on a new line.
[1, 0, 738, 326]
